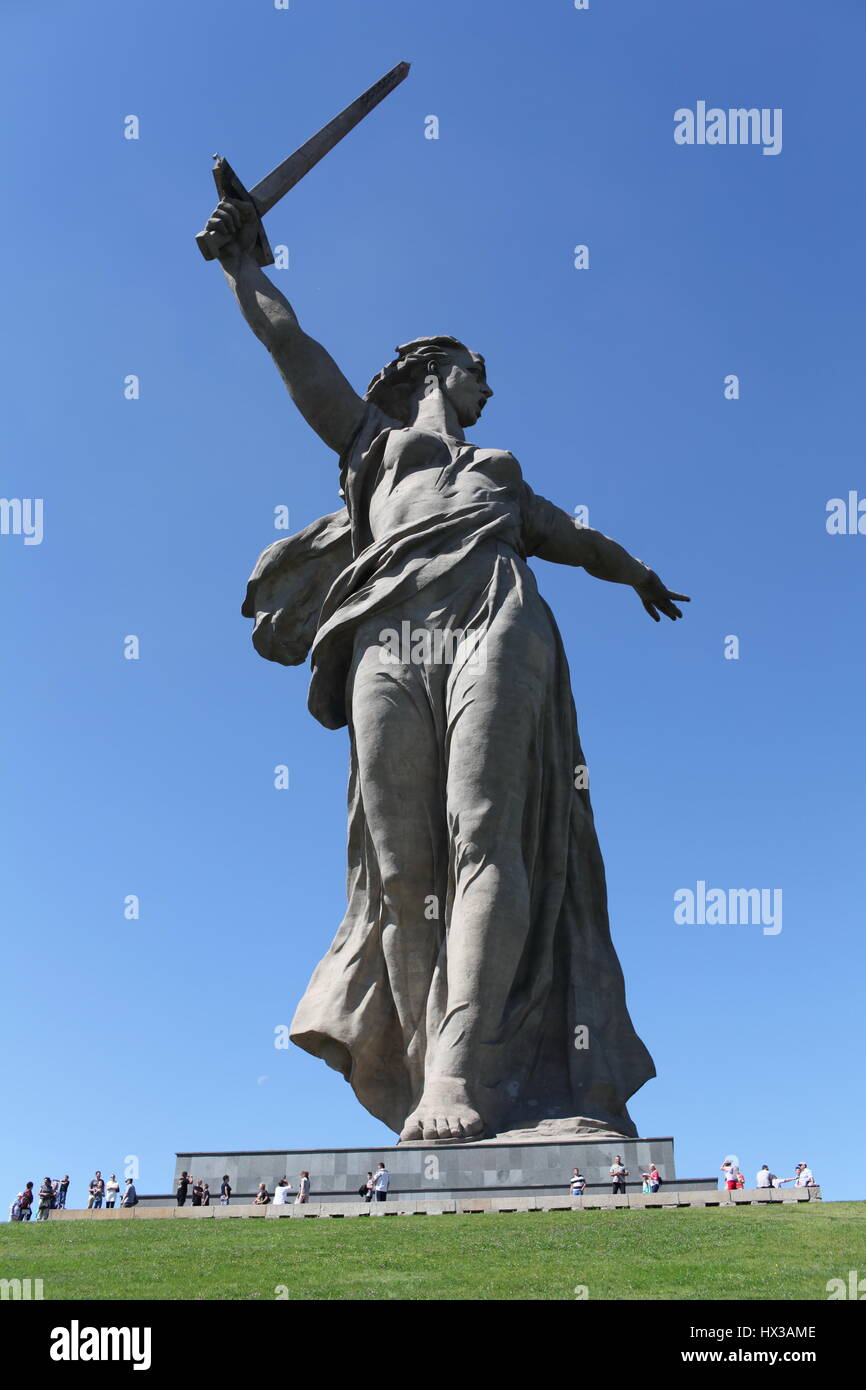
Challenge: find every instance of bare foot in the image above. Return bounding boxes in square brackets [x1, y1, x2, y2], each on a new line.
[399, 1078, 485, 1142]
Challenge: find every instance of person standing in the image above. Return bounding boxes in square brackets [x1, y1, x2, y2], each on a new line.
[609, 1156, 628, 1195]
[105, 1175, 121, 1209]
[9, 1193, 24, 1222]
[373, 1163, 390, 1203]
[201, 1183, 211, 1206]
[19, 1183, 34, 1220]
[363, 1171, 375, 1202]
[720, 1160, 739, 1193]
[294, 1172, 311, 1205]
[55, 1175, 70, 1209]
[569, 1168, 586, 1197]
[219, 1175, 232, 1206]
[36, 1178, 54, 1221]
[176, 1171, 190, 1207]
[88, 1172, 105, 1209]
[191, 1178, 203, 1207]
[642, 1163, 660, 1194]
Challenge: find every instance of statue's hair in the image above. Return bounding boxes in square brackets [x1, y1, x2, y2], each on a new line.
[365, 335, 483, 424]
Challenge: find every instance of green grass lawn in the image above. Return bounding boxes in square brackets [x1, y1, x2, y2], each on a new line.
[2, 1203, 863, 1300]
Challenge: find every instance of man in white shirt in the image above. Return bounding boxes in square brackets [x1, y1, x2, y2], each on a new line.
[609, 1157, 628, 1194]
[795, 1163, 814, 1187]
[373, 1163, 390, 1202]
[272, 1177, 292, 1205]
[756, 1165, 772, 1188]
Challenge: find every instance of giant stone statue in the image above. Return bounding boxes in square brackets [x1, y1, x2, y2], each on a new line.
[198, 65, 689, 1144]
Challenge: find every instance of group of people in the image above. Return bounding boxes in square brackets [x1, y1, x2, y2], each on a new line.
[10, 1152, 820, 1220]
[565, 1155, 819, 1200]
[10, 1176, 68, 1222]
[174, 1162, 393, 1207]
[251, 1162, 392, 1205]
[175, 1172, 228, 1206]
[9, 1170, 138, 1221]
[567, 1157, 662, 1196]
[358, 1165, 391, 1202]
[721, 1159, 817, 1191]
[252, 1173, 311, 1206]
[87, 1172, 138, 1209]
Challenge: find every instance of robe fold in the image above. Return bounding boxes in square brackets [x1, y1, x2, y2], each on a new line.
[243, 403, 654, 1136]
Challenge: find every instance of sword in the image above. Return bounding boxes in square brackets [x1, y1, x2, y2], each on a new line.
[195, 60, 410, 265]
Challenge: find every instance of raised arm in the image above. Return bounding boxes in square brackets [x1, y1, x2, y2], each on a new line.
[525, 490, 690, 622]
[205, 198, 367, 455]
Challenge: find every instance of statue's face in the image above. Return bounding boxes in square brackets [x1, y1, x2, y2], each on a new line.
[440, 348, 493, 426]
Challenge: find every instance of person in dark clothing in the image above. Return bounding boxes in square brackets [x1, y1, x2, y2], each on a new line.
[201, 1183, 211, 1206]
[55, 1176, 70, 1209]
[19, 1183, 34, 1220]
[191, 1179, 203, 1207]
[176, 1171, 190, 1207]
[219, 1175, 232, 1206]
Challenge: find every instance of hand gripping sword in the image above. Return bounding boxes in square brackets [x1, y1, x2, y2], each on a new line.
[195, 60, 410, 266]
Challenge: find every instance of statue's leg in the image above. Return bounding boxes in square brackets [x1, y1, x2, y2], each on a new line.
[349, 632, 446, 1100]
[400, 587, 557, 1141]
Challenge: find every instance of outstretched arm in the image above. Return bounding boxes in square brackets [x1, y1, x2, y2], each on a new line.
[205, 198, 367, 455]
[525, 491, 689, 622]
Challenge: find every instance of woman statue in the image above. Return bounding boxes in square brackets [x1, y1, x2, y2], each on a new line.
[206, 197, 689, 1144]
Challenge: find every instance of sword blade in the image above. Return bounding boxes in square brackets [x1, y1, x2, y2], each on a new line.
[251, 60, 410, 215]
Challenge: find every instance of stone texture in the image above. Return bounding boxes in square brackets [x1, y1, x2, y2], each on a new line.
[216, 223, 687, 1142]
[58, 1187, 822, 1223]
[159, 1136, 696, 1207]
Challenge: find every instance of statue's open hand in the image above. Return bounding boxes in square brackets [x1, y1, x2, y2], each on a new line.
[635, 570, 690, 622]
[203, 197, 258, 263]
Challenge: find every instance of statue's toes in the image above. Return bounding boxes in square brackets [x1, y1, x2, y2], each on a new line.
[400, 1117, 423, 1142]
[421, 1116, 440, 1140]
[462, 1112, 484, 1137]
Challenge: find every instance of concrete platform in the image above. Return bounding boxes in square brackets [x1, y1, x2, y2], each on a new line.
[136, 1136, 720, 1207]
[46, 1187, 821, 1220]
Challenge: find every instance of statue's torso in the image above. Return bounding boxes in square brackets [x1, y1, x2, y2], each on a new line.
[365, 427, 525, 549]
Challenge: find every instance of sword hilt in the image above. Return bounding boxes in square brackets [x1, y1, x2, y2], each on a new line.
[195, 156, 275, 267]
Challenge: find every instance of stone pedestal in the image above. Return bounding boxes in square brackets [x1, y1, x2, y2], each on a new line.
[137, 1136, 718, 1206]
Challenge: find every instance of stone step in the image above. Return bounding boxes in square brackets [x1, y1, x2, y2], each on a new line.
[43, 1186, 821, 1220]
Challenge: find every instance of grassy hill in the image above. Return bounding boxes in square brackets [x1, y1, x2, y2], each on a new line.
[2, 1202, 862, 1300]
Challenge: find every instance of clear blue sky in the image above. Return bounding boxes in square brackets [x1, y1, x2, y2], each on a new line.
[2, 0, 864, 1208]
